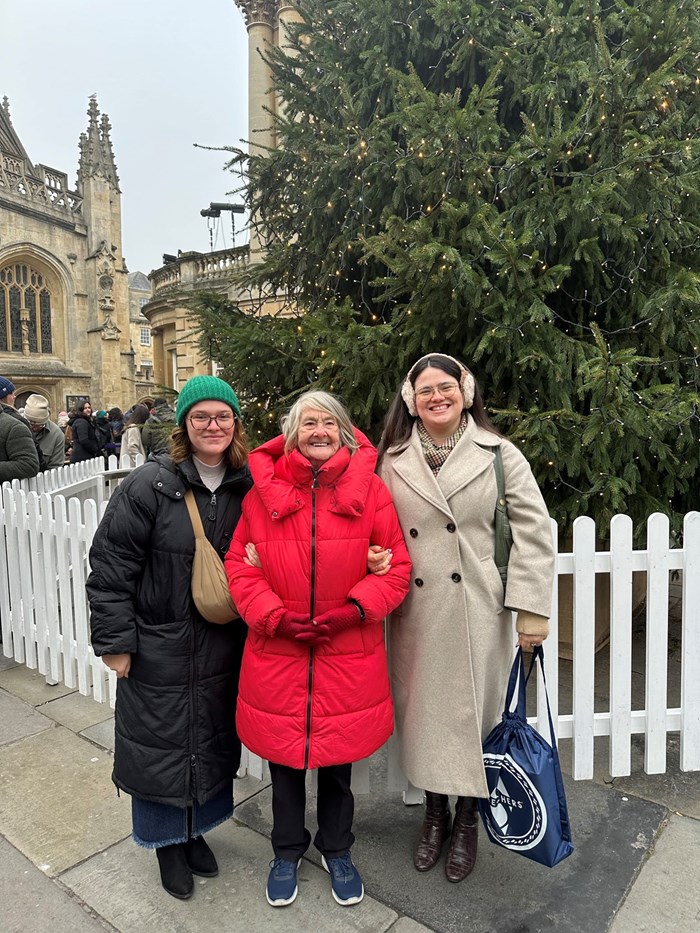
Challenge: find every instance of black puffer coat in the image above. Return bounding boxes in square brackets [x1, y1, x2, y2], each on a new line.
[87, 455, 253, 806]
[70, 412, 100, 462]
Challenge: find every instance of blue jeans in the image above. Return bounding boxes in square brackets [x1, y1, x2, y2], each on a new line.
[131, 785, 233, 849]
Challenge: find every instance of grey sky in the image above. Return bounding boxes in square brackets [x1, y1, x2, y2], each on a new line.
[1, 0, 249, 275]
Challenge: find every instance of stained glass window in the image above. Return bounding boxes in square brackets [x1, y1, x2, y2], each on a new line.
[9, 285, 22, 352]
[40, 290, 52, 353]
[0, 262, 54, 354]
[0, 289, 6, 352]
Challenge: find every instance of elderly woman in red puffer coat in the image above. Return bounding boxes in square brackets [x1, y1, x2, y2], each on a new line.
[226, 390, 410, 910]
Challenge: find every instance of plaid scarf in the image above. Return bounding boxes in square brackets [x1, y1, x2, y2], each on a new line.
[417, 413, 468, 475]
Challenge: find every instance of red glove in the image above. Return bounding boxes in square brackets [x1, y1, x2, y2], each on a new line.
[312, 602, 363, 633]
[275, 611, 330, 646]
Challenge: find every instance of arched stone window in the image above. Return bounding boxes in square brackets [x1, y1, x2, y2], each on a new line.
[0, 262, 53, 354]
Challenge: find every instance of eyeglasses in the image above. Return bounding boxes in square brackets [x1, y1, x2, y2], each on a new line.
[414, 382, 460, 400]
[188, 412, 236, 429]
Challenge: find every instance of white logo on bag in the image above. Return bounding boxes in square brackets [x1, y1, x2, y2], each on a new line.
[482, 752, 547, 850]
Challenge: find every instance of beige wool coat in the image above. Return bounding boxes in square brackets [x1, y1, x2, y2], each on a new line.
[379, 416, 555, 798]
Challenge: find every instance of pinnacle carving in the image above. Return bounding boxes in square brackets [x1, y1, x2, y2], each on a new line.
[77, 95, 120, 192]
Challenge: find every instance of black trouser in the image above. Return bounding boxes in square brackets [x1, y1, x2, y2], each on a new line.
[269, 761, 355, 861]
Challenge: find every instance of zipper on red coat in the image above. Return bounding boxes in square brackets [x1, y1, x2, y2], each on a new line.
[304, 471, 319, 770]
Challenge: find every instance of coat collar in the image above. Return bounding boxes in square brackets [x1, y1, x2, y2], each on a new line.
[150, 454, 252, 500]
[386, 416, 502, 513]
[249, 428, 377, 520]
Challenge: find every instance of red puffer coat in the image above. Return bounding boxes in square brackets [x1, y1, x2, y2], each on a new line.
[225, 429, 411, 770]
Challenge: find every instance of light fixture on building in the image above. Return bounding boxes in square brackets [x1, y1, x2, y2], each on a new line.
[200, 203, 246, 250]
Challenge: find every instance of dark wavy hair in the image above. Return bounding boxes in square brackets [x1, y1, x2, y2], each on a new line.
[376, 354, 501, 467]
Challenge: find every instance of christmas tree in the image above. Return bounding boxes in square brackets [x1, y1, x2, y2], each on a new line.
[195, 0, 700, 536]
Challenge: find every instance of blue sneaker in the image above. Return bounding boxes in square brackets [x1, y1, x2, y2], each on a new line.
[266, 857, 301, 907]
[321, 853, 364, 905]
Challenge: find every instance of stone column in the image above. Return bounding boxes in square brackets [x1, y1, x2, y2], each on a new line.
[276, 3, 304, 121]
[235, 0, 277, 262]
[237, 0, 276, 154]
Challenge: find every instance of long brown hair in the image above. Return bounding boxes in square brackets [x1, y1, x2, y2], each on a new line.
[169, 418, 249, 470]
[124, 403, 150, 428]
[376, 354, 501, 467]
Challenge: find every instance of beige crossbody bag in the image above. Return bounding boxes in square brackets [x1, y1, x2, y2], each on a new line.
[184, 489, 239, 624]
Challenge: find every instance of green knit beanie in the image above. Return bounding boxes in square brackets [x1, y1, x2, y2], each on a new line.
[175, 375, 241, 425]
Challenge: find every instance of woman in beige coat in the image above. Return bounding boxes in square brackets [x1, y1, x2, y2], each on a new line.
[376, 353, 555, 884]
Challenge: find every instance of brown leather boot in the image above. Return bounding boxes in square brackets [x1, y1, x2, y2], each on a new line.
[413, 791, 451, 872]
[445, 796, 478, 883]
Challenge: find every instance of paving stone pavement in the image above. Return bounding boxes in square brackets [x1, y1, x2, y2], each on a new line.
[1, 612, 699, 933]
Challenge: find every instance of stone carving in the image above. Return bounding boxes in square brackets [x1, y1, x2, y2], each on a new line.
[100, 313, 121, 340]
[236, 0, 278, 27]
[77, 96, 120, 191]
[98, 294, 115, 312]
[89, 240, 117, 270]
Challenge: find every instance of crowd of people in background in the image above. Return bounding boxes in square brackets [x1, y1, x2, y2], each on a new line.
[0, 377, 178, 480]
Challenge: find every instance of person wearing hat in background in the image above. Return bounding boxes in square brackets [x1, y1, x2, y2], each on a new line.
[142, 397, 177, 459]
[56, 411, 72, 462]
[24, 394, 65, 470]
[93, 410, 112, 462]
[0, 377, 39, 481]
[87, 375, 253, 902]
[0, 376, 22, 420]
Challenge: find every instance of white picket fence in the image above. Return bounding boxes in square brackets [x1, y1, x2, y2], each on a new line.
[1, 459, 698, 788]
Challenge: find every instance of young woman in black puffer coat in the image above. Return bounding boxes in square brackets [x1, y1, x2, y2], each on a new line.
[86, 376, 252, 901]
[69, 400, 101, 462]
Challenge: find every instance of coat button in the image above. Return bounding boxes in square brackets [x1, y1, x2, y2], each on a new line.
[156, 482, 163, 487]
[272, 510, 278, 517]
[451, 573, 461, 583]
[415, 578, 424, 587]
[410, 528, 418, 537]
[446, 523, 456, 533]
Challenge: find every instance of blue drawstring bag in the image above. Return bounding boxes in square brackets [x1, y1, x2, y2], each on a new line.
[478, 646, 574, 867]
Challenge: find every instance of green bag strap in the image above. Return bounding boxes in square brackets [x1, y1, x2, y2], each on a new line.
[492, 446, 512, 586]
[477, 444, 512, 589]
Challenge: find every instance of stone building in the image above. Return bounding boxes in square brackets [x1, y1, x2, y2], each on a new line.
[127, 270, 156, 397]
[0, 95, 152, 414]
[142, 0, 297, 392]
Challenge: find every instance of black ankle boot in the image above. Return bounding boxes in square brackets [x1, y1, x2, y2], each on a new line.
[156, 843, 194, 899]
[184, 835, 219, 877]
[445, 796, 478, 883]
[413, 791, 452, 872]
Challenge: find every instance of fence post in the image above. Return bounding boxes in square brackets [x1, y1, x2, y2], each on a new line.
[680, 511, 700, 770]
[645, 513, 670, 774]
[572, 516, 596, 779]
[54, 496, 76, 688]
[41, 492, 62, 684]
[538, 518, 560, 739]
[609, 514, 633, 776]
[0, 489, 11, 655]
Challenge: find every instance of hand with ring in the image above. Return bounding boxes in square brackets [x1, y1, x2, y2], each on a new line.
[516, 633, 543, 650]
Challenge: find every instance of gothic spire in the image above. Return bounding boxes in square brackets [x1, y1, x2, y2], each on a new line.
[77, 95, 120, 192]
[0, 95, 32, 162]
